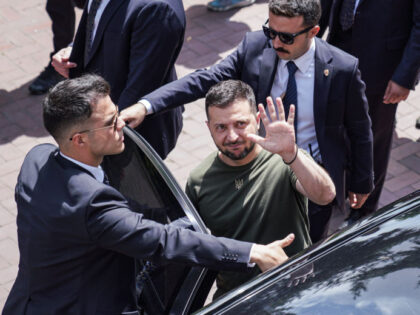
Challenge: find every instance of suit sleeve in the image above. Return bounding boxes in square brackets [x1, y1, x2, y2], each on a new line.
[318, 0, 333, 38]
[345, 61, 374, 194]
[116, 2, 185, 108]
[144, 33, 250, 114]
[85, 186, 252, 271]
[391, 0, 420, 89]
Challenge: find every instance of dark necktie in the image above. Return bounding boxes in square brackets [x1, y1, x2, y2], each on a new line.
[340, 0, 357, 31]
[283, 61, 298, 138]
[84, 0, 102, 63]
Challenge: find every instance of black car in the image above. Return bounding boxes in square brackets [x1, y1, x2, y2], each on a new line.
[107, 127, 420, 315]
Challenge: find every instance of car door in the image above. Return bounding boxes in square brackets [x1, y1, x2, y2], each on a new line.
[102, 126, 216, 315]
[196, 191, 420, 314]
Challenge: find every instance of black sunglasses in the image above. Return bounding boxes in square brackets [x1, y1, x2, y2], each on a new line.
[262, 20, 314, 45]
[69, 106, 119, 141]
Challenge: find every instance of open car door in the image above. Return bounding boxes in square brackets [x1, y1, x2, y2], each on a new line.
[102, 126, 216, 315]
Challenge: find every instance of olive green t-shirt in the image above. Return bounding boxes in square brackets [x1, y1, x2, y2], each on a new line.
[186, 149, 311, 297]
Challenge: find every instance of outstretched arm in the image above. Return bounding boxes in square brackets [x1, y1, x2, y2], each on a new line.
[247, 96, 336, 205]
[88, 186, 294, 272]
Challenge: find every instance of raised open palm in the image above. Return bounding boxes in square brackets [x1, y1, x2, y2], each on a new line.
[247, 96, 296, 159]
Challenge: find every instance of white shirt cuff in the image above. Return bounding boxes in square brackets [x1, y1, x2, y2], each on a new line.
[248, 244, 256, 267]
[139, 99, 153, 115]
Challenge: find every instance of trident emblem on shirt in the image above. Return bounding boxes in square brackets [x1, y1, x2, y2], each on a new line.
[235, 179, 243, 190]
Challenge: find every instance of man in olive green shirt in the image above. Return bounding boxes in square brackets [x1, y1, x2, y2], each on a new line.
[186, 80, 336, 298]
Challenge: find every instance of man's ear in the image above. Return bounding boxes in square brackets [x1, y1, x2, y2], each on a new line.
[309, 25, 320, 38]
[71, 133, 85, 146]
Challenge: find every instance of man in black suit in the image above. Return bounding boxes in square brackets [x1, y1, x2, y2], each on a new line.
[3, 75, 294, 315]
[121, 0, 374, 242]
[52, 0, 184, 159]
[319, 0, 420, 220]
[29, 0, 86, 95]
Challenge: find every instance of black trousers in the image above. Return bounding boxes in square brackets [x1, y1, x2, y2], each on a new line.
[46, 0, 87, 54]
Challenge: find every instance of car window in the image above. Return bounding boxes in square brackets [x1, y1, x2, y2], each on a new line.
[102, 126, 211, 314]
[198, 202, 420, 314]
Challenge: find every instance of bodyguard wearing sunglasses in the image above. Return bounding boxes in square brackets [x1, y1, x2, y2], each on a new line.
[122, 0, 373, 243]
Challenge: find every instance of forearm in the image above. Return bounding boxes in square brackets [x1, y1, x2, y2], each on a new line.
[287, 148, 336, 205]
[144, 35, 245, 114]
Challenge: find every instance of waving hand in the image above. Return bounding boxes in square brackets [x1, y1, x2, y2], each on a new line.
[247, 96, 297, 162]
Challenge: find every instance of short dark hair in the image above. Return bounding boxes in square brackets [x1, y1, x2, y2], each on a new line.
[205, 80, 256, 119]
[43, 74, 110, 142]
[268, 0, 321, 27]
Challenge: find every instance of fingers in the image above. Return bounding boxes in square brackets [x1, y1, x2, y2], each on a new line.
[266, 96, 277, 122]
[287, 105, 295, 126]
[51, 59, 76, 79]
[257, 103, 270, 126]
[383, 81, 410, 104]
[119, 103, 147, 128]
[275, 97, 285, 121]
[353, 193, 369, 209]
[122, 117, 140, 129]
[278, 233, 295, 248]
[246, 133, 264, 145]
[268, 234, 295, 249]
[388, 93, 398, 105]
[348, 192, 369, 209]
[51, 48, 77, 79]
[348, 191, 357, 208]
[352, 199, 363, 209]
[383, 81, 391, 104]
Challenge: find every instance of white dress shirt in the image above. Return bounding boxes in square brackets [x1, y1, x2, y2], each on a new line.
[60, 152, 105, 183]
[270, 39, 321, 161]
[354, 0, 361, 13]
[87, 0, 111, 46]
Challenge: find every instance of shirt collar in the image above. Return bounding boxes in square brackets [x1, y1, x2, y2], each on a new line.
[59, 152, 105, 183]
[279, 38, 315, 74]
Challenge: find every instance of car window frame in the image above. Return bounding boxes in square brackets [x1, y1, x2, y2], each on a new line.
[123, 126, 208, 234]
[121, 126, 214, 314]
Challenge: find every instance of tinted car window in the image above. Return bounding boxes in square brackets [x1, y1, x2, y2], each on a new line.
[102, 127, 210, 314]
[199, 202, 420, 314]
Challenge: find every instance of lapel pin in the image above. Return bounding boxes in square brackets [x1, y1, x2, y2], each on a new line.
[324, 69, 329, 77]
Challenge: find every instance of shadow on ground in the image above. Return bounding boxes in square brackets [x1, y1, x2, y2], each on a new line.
[0, 81, 48, 145]
[178, 3, 253, 69]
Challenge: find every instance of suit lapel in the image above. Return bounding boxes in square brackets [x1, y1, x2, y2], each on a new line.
[85, 0, 127, 67]
[257, 46, 278, 105]
[313, 38, 334, 136]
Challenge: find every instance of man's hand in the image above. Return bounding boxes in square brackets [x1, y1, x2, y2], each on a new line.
[119, 102, 147, 128]
[348, 191, 370, 209]
[51, 47, 76, 78]
[383, 80, 410, 104]
[250, 233, 294, 272]
[246, 96, 296, 162]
